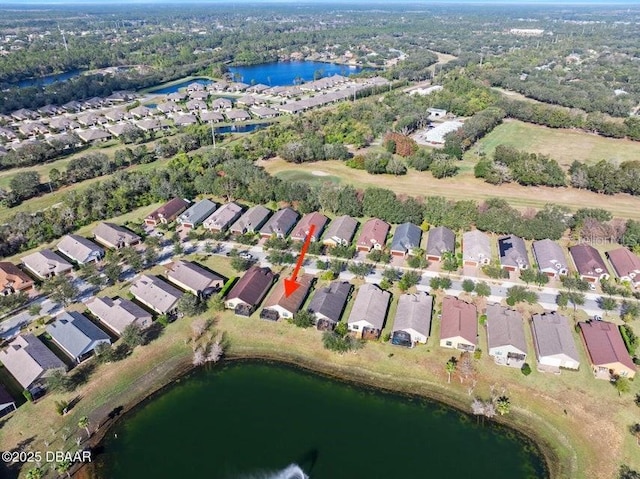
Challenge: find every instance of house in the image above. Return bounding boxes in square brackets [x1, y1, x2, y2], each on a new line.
[130, 275, 183, 315]
[390, 223, 422, 257]
[211, 98, 232, 110]
[426, 226, 455, 262]
[203, 202, 244, 232]
[230, 205, 272, 235]
[173, 114, 198, 127]
[76, 129, 112, 143]
[261, 274, 314, 320]
[427, 107, 447, 119]
[391, 293, 433, 346]
[21, 249, 73, 279]
[532, 239, 568, 278]
[322, 215, 358, 248]
[165, 260, 225, 297]
[129, 106, 153, 119]
[307, 281, 352, 330]
[290, 212, 328, 242]
[225, 109, 251, 122]
[347, 284, 390, 339]
[486, 304, 527, 368]
[0, 262, 35, 295]
[462, 230, 492, 267]
[439, 296, 477, 351]
[0, 334, 67, 395]
[259, 207, 300, 239]
[199, 111, 225, 123]
[579, 321, 636, 379]
[250, 106, 279, 119]
[498, 234, 530, 271]
[56, 234, 104, 265]
[0, 384, 16, 417]
[606, 248, 640, 288]
[355, 218, 390, 252]
[225, 266, 275, 316]
[136, 118, 163, 132]
[144, 198, 190, 227]
[569, 244, 609, 282]
[92, 222, 141, 249]
[530, 312, 580, 372]
[46, 311, 111, 363]
[86, 296, 152, 336]
[177, 199, 217, 230]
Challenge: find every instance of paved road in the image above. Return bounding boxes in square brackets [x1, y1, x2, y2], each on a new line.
[0, 237, 624, 339]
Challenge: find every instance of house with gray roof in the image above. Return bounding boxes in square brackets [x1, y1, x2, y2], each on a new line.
[426, 226, 455, 261]
[307, 281, 352, 330]
[211, 98, 233, 110]
[177, 199, 217, 230]
[498, 234, 530, 271]
[203, 202, 244, 232]
[230, 205, 272, 235]
[532, 239, 568, 278]
[322, 215, 358, 248]
[86, 296, 152, 336]
[92, 222, 141, 250]
[462, 230, 492, 267]
[46, 311, 111, 363]
[76, 129, 112, 143]
[392, 293, 433, 346]
[347, 284, 391, 340]
[173, 114, 198, 127]
[225, 109, 251, 122]
[199, 111, 225, 123]
[165, 260, 225, 297]
[57, 234, 104, 265]
[486, 304, 527, 368]
[531, 311, 580, 372]
[259, 207, 300, 239]
[0, 334, 67, 394]
[130, 274, 183, 315]
[0, 384, 16, 417]
[21, 249, 73, 279]
[390, 223, 422, 257]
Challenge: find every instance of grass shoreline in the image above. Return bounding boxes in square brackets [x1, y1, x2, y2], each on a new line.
[75, 348, 566, 479]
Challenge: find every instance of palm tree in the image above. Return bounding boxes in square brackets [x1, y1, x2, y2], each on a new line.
[78, 416, 90, 438]
[26, 467, 44, 479]
[496, 396, 511, 416]
[55, 459, 72, 478]
[445, 357, 457, 384]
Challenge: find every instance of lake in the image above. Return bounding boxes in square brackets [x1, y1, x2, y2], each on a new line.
[8, 69, 85, 88]
[95, 361, 546, 479]
[229, 61, 363, 86]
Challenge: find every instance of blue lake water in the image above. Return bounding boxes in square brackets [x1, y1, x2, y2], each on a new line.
[215, 123, 270, 134]
[10, 69, 85, 88]
[229, 61, 363, 86]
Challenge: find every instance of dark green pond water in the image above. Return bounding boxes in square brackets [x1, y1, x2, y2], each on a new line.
[96, 361, 547, 479]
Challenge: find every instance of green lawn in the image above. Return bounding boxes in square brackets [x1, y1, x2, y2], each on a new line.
[465, 119, 640, 167]
[274, 169, 342, 186]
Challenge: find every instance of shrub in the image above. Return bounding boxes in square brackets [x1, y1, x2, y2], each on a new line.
[22, 389, 33, 402]
[473, 348, 482, 360]
[521, 363, 532, 376]
[55, 400, 69, 416]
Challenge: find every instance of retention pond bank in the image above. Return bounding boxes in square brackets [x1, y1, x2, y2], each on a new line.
[93, 360, 547, 479]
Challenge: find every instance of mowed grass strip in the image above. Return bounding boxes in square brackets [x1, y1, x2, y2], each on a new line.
[465, 119, 640, 167]
[263, 158, 640, 221]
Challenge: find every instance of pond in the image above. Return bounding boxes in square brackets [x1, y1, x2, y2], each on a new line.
[95, 361, 547, 479]
[228, 61, 363, 87]
[214, 123, 271, 134]
[7, 69, 86, 88]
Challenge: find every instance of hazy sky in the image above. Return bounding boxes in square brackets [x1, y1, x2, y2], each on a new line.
[8, 0, 639, 4]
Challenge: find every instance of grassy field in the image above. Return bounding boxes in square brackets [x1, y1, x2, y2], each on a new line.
[465, 119, 640, 167]
[262, 158, 640, 221]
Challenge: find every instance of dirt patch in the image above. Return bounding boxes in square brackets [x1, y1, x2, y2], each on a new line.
[311, 170, 330, 176]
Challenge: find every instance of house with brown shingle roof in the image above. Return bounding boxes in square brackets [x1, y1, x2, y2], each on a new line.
[322, 215, 358, 247]
[165, 260, 225, 297]
[606, 247, 640, 288]
[355, 218, 389, 252]
[579, 321, 636, 379]
[21, 249, 73, 280]
[0, 384, 16, 417]
[486, 304, 527, 368]
[290, 212, 328, 242]
[0, 334, 67, 395]
[145, 198, 190, 227]
[86, 296, 152, 336]
[569, 244, 609, 282]
[92, 222, 141, 250]
[261, 274, 314, 320]
[439, 296, 477, 351]
[130, 274, 183, 315]
[0, 262, 34, 295]
[225, 266, 275, 316]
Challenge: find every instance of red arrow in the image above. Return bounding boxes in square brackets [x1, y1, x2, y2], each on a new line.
[283, 224, 316, 297]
